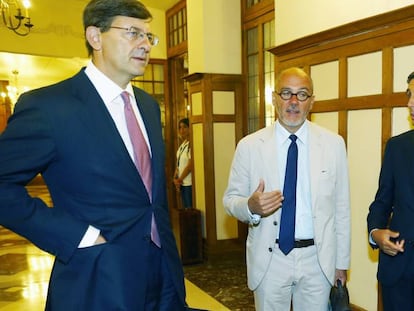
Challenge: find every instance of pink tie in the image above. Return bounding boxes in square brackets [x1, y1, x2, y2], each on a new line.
[121, 91, 161, 247]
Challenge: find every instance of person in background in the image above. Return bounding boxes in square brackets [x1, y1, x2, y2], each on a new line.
[0, 0, 188, 310]
[223, 67, 351, 311]
[367, 71, 414, 311]
[173, 118, 193, 209]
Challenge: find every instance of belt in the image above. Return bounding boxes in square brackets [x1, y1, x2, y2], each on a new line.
[276, 239, 314, 248]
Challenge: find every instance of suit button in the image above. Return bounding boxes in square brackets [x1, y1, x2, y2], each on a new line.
[273, 221, 278, 226]
[268, 247, 273, 252]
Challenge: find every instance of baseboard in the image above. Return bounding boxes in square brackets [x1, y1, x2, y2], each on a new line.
[202, 238, 245, 259]
[351, 303, 368, 311]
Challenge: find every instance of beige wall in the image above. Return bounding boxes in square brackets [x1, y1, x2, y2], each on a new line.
[0, 2, 167, 93]
[308, 48, 413, 310]
[275, 3, 414, 309]
[275, 0, 414, 45]
[0, 2, 167, 60]
[212, 92, 238, 240]
[187, 0, 241, 74]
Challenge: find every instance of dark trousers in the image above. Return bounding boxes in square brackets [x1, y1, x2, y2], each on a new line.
[382, 278, 414, 311]
[46, 210, 186, 311]
[381, 251, 414, 311]
[145, 241, 184, 311]
[180, 185, 192, 209]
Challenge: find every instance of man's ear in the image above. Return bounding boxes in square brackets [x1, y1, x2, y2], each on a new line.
[86, 26, 102, 50]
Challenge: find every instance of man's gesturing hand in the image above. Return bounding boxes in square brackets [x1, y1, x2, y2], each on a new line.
[248, 179, 284, 217]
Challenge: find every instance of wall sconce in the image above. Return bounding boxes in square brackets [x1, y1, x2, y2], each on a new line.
[1, 0, 33, 36]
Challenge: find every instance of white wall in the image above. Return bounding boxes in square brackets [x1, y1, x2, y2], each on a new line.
[275, 0, 414, 46]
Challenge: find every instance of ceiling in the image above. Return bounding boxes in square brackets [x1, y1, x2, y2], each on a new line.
[0, 0, 180, 97]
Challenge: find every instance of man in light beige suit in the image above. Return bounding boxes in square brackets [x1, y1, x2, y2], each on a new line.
[223, 67, 350, 311]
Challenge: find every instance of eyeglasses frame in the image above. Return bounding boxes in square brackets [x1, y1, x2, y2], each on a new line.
[275, 90, 313, 102]
[108, 26, 159, 46]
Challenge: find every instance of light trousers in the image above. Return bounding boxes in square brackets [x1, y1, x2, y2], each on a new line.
[254, 244, 331, 311]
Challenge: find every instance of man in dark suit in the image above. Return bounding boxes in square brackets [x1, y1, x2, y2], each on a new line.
[367, 71, 414, 311]
[0, 0, 187, 310]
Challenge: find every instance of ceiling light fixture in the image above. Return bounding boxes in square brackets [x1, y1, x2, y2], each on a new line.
[1, 0, 33, 36]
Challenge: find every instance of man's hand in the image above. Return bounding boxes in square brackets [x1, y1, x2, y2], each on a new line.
[247, 179, 283, 217]
[173, 177, 182, 192]
[334, 269, 347, 286]
[372, 229, 405, 256]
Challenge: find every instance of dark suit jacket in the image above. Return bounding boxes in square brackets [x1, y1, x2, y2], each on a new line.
[0, 69, 186, 310]
[367, 130, 414, 286]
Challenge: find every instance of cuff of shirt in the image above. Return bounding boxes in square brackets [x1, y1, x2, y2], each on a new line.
[369, 228, 378, 245]
[78, 225, 100, 248]
[247, 206, 261, 225]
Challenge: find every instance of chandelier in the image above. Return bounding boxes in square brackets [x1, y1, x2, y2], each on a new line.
[1, 0, 33, 36]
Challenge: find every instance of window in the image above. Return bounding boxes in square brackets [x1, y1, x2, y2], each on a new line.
[243, 1, 275, 133]
[166, 0, 187, 57]
[132, 61, 167, 137]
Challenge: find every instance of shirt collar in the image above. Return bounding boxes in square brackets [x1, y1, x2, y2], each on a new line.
[275, 119, 308, 145]
[84, 61, 134, 104]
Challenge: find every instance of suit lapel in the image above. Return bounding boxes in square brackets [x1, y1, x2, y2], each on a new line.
[308, 124, 324, 210]
[71, 70, 141, 180]
[259, 124, 281, 191]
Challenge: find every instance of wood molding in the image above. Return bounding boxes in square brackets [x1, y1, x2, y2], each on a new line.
[184, 72, 244, 254]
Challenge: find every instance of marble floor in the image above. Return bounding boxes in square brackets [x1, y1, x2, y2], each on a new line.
[0, 226, 232, 311]
[0, 185, 242, 310]
[183, 248, 254, 311]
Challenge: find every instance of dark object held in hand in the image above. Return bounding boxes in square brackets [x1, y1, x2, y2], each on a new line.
[329, 279, 351, 311]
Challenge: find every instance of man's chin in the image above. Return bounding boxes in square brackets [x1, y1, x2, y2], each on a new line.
[281, 118, 306, 128]
[130, 68, 146, 78]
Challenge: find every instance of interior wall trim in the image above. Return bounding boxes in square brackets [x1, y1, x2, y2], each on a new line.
[269, 5, 414, 57]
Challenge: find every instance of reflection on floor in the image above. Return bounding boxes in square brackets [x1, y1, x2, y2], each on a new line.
[0, 226, 51, 310]
[0, 185, 231, 310]
[0, 227, 231, 310]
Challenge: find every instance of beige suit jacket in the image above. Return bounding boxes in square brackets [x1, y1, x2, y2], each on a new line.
[223, 120, 351, 290]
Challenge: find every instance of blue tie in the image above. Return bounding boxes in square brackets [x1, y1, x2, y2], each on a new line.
[279, 134, 298, 255]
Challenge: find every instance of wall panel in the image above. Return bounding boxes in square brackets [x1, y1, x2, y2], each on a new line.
[214, 122, 238, 240]
[269, 6, 414, 310]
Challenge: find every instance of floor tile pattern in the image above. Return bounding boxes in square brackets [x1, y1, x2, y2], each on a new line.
[184, 249, 255, 311]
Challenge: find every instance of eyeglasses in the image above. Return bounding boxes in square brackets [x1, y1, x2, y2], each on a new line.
[276, 90, 312, 102]
[109, 26, 159, 46]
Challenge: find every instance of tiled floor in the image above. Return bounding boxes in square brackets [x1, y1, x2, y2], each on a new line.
[0, 226, 232, 311]
[184, 248, 255, 311]
[0, 185, 234, 310]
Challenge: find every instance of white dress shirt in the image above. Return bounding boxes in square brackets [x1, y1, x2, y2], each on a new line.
[275, 120, 314, 240]
[78, 61, 151, 247]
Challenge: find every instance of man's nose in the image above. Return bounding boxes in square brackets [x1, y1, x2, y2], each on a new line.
[289, 95, 299, 103]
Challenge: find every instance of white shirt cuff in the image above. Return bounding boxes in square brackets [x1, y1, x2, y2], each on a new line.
[369, 229, 378, 245]
[247, 206, 261, 225]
